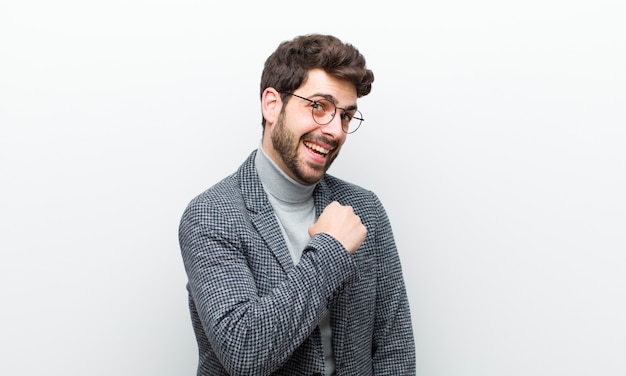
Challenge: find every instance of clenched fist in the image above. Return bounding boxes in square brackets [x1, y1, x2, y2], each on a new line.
[308, 201, 367, 254]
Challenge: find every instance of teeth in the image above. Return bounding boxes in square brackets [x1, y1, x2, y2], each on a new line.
[304, 141, 329, 155]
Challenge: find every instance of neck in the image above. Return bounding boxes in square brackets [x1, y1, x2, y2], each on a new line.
[255, 144, 315, 204]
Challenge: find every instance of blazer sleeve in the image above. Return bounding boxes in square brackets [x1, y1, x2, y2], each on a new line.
[179, 198, 360, 375]
[370, 195, 416, 374]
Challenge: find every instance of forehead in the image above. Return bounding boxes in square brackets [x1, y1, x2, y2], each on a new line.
[300, 69, 357, 105]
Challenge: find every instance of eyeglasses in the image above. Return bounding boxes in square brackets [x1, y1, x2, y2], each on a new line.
[288, 93, 364, 134]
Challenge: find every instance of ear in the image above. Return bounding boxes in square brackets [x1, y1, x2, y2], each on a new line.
[261, 88, 282, 128]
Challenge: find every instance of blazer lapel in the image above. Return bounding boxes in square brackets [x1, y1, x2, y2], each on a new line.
[239, 150, 295, 273]
[312, 178, 334, 218]
[251, 205, 295, 273]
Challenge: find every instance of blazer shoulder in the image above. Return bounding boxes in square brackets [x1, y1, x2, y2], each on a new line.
[321, 174, 377, 203]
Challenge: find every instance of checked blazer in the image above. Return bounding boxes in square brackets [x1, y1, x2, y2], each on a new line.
[179, 150, 415, 376]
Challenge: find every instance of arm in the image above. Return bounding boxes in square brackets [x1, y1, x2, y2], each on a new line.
[179, 200, 359, 375]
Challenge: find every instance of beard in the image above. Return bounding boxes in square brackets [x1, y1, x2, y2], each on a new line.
[271, 111, 340, 185]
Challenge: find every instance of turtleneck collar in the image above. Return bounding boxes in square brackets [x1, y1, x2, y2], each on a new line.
[255, 143, 316, 204]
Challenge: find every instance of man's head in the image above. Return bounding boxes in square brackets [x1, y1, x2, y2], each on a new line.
[260, 34, 374, 128]
[259, 34, 374, 185]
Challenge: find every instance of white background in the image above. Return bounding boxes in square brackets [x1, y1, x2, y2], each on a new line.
[1, 1, 625, 375]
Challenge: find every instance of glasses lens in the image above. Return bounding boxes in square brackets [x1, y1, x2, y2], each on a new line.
[342, 109, 363, 134]
[310, 99, 336, 125]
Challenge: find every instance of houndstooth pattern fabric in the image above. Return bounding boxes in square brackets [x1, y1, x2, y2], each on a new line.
[179, 150, 415, 376]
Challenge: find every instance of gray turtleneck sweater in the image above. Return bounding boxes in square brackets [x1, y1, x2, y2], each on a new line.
[255, 145, 335, 375]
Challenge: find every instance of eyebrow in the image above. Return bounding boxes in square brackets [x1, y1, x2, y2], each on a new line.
[310, 93, 358, 111]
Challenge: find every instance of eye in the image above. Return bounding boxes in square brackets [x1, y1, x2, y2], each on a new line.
[310, 99, 333, 115]
[311, 101, 325, 112]
[340, 110, 355, 122]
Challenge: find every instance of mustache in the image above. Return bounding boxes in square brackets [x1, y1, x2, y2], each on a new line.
[302, 133, 339, 150]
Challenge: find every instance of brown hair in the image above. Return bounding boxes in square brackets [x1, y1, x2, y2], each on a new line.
[260, 34, 374, 127]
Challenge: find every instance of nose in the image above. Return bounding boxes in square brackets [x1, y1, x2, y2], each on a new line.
[321, 111, 344, 138]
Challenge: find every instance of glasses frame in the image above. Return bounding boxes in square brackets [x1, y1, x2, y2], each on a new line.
[287, 93, 364, 134]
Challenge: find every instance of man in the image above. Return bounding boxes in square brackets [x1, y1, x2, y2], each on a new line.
[179, 34, 415, 375]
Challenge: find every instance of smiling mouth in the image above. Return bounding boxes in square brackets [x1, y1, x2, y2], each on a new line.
[303, 141, 330, 156]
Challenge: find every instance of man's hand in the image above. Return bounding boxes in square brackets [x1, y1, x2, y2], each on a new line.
[308, 201, 367, 254]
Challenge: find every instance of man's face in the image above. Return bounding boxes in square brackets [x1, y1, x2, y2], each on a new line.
[263, 69, 358, 185]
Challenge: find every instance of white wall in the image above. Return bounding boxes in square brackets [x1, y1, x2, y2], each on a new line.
[1, 1, 624, 375]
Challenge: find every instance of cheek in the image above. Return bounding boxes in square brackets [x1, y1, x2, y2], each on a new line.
[336, 136, 347, 149]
